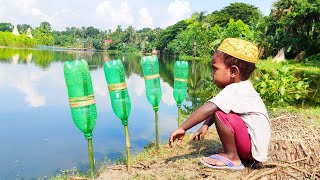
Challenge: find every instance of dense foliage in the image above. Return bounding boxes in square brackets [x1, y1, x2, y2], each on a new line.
[0, 31, 36, 47]
[0, 0, 319, 59]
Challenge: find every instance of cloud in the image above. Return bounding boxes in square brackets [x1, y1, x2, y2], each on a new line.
[45, 9, 81, 30]
[0, 2, 5, 17]
[162, 0, 191, 28]
[31, 8, 51, 22]
[0, 0, 52, 25]
[161, 80, 176, 106]
[10, 73, 46, 107]
[127, 74, 145, 96]
[95, 1, 135, 29]
[137, 8, 153, 29]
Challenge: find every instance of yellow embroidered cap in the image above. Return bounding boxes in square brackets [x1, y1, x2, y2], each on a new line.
[217, 38, 259, 63]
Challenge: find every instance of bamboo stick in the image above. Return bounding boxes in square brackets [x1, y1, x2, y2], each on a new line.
[87, 139, 94, 179]
[124, 125, 132, 173]
[155, 110, 159, 150]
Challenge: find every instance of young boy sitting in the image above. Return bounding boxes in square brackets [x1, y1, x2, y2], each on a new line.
[168, 38, 271, 170]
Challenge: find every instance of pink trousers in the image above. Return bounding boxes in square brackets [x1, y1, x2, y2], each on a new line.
[215, 110, 253, 161]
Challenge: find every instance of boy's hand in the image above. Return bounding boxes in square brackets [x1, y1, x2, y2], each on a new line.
[191, 125, 208, 141]
[168, 127, 186, 148]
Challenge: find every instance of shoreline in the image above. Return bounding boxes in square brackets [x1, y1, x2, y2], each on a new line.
[96, 109, 320, 179]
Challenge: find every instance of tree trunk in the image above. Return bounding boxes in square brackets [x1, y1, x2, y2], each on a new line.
[294, 51, 306, 62]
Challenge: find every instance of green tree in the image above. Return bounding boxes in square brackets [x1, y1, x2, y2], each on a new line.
[265, 0, 320, 58]
[18, 24, 32, 34]
[155, 20, 189, 53]
[0, 23, 13, 32]
[206, 3, 263, 27]
[34, 22, 54, 46]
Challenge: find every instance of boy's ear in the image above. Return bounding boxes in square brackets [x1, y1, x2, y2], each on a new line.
[230, 65, 240, 77]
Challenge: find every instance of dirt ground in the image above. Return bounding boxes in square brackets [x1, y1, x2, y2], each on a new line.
[96, 112, 320, 180]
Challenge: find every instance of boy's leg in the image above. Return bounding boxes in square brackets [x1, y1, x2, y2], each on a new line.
[201, 111, 252, 166]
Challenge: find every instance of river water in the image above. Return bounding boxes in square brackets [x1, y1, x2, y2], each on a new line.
[0, 48, 211, 179]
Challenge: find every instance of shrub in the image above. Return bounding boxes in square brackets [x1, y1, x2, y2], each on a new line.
[254, 65, 310, 107]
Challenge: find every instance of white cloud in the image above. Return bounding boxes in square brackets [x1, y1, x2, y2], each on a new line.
[31, 8, 51, 22]
[1, 0, 51, 25]
[95, 1, 134, 29]
[13, 0, 37, 15]
[10, 72, 46, 107]
[137, 8, 153, 29]
[162, 0, 191, 28]
[0, 3, 5, 17]
[161, 80, 175, 106]
[127, 74, 145, 96]
[48, 9, 81, 30]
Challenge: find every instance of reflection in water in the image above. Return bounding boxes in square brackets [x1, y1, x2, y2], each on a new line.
[11, 76, 46, 107]
[1, 48, 214, 179]
[12, 54, 20, 64]
[1, 48, 317, 179]
[26, 53, 32, 64]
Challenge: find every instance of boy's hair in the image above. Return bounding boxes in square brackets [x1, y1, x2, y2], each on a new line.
[213, 50, 256, 80]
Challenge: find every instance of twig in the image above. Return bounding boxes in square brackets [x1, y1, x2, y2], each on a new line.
[290, 157, 308, 164]
[270, 115, 288, 121]
[106, 164, 145, 169]
[281, 170, 299, 179]
[264, 162, 313, 176]
[242, 170, 258, 180]
[288, 164, 313, 176]
[69, 177, 89, 180]
[248, 168, 277, 180]
[139, 162, 150, 169]
[299, 141, 309, 157]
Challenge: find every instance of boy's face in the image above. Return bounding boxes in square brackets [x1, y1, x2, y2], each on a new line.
[211, 55, 232, 89]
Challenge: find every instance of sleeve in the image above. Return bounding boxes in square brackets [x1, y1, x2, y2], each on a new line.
[208, 86, 234, 114]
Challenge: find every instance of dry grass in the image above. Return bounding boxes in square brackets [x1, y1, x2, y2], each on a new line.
[96, 112, 320, 180]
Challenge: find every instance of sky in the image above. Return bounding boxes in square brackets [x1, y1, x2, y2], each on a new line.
[0, 0, 275, 31]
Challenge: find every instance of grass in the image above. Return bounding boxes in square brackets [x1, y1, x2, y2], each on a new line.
[96, 108, 320, 179]
[49, 107, 320, 179]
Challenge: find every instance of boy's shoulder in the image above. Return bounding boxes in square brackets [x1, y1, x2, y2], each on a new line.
[226, 80, 253, 89]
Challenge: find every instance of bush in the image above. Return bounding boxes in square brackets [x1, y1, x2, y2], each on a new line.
[0, 31, 36, 47]
[254, 65, 310, 107]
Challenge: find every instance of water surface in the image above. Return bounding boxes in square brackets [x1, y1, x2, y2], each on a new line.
[0, 48, 212, 179]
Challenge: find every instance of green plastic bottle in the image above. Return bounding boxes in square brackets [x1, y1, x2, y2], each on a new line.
[141, 55, 162, 110]
[104, 59, 131, 126]
[104, 59, 132, 173]
[173, 60, 189, 126]
[64, 59, 97, 139]
[141, 55, 162, 150]
[63, 59, 96, 178]
[173, 61, 189, 107]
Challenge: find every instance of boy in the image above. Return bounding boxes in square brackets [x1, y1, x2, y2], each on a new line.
[168, 38, 271, 170]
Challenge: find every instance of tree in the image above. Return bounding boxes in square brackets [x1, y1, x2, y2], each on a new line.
[155, 20, 189, 52]
[34, 22, 54, 46]
[265, 0, 320, 58]
[86, 26, 100, 38]
[206, 3, 263, 27]
[18, 24, 32, 34]
[0, 23, 13, 32]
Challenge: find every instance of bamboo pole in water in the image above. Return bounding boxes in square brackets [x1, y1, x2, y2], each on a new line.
[124, 125, 132, 173]
[88, 138, 94, 179]
[178, 106, 182, 127]
[155, 110, 159, 150]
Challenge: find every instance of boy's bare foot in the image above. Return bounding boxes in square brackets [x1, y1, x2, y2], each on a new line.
[201, 153, 242, 166]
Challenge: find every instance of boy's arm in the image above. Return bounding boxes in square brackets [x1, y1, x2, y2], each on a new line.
[202, 115, 214, 127]
[180, 101, 218, 131]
